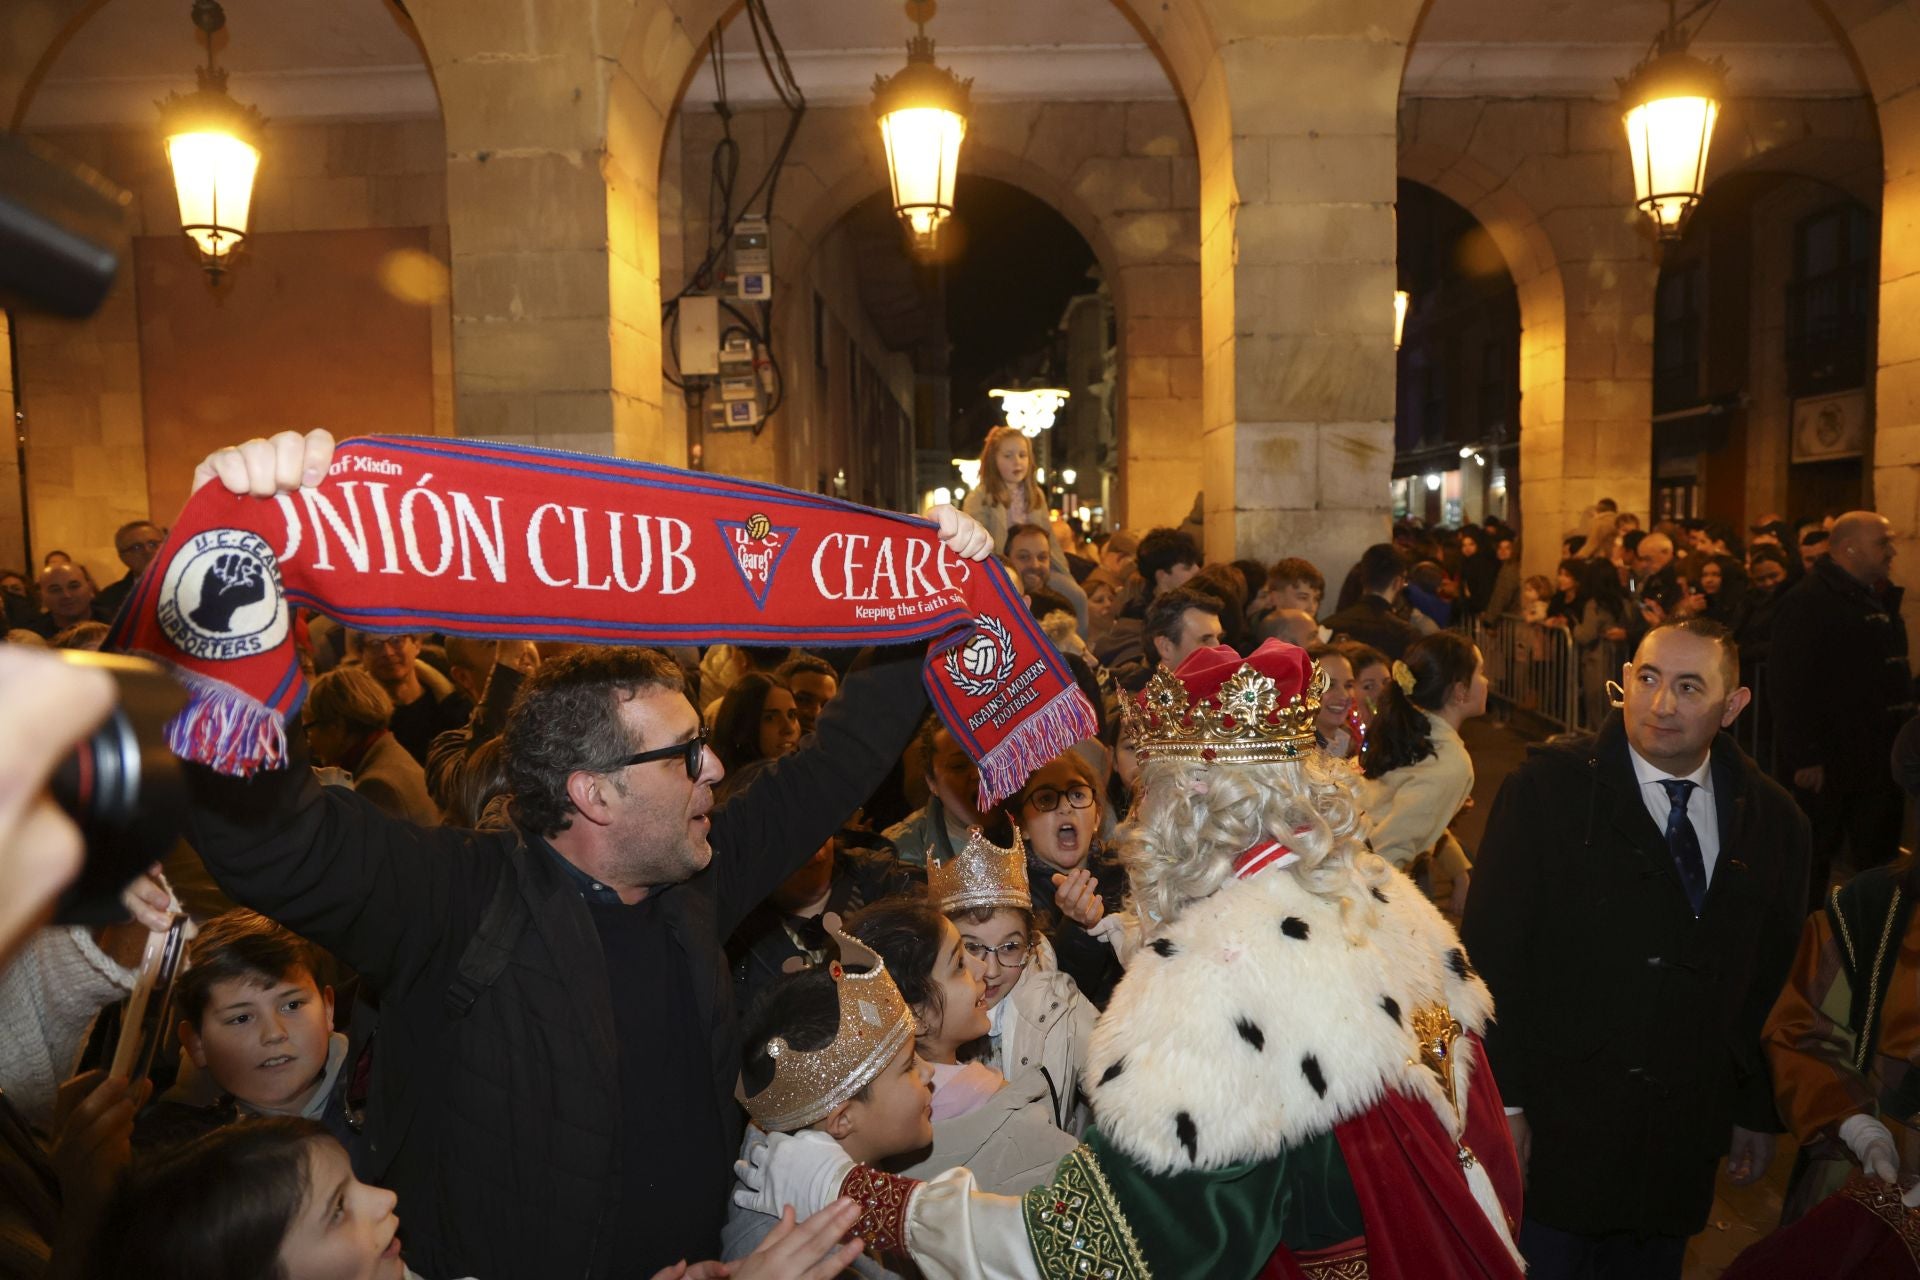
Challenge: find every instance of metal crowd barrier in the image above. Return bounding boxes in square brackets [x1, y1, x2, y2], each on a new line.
[1464, 613, 1581, 733]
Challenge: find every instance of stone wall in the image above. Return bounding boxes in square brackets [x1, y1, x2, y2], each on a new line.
[13, 116, 449, 580]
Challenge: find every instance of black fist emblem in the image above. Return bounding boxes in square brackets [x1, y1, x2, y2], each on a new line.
[189, 553, 266, 633]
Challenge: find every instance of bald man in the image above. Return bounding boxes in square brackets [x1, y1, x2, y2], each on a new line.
[1259, 607, 1322, 648]
[33, 564, 97, 637]
[1769, 510, 1911, 904]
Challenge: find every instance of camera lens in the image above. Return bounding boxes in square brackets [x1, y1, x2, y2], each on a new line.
[46, 652, 189, 924]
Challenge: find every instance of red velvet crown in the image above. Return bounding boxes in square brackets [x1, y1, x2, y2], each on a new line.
[1119, 639, 1327, 764]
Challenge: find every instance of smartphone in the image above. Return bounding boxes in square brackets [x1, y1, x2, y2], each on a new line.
[109, 916, 188, 1083]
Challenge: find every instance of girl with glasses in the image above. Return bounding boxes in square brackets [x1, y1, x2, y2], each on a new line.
[951, 894, 1095, 1136]
[1004, 751, 1129, 1007]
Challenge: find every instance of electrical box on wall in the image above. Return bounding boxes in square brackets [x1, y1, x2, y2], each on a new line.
[709, 397, 763, 431]
[732, 216, 772, 301]
[731, 217, 770, 272]
[677, 295, 720, 376]
[718, 335, 757, 402]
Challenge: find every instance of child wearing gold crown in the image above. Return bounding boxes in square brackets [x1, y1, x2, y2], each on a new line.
[723, 919, 937, 1277]
[735, 639, 1529, 1280]
[932, 826, 1097, 1134]
[843, 898, 1078, 1194]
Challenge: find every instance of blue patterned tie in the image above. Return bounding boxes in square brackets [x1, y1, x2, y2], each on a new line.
[1659, 778, 1707, 915]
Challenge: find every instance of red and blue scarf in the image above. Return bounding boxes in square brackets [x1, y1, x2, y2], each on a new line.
[108, 435, 1095, 805]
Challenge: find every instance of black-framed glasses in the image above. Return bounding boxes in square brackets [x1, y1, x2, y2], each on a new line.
[615, 729, 710, 780]
[1025, 783, 1094, 813]
[118, 538, 165, 556]
[962, 939, 1032, 968]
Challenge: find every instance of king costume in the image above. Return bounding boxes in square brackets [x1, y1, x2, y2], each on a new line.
[735, 640, 1526, 1280]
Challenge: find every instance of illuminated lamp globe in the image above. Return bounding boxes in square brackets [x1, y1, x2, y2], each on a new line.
[873, 10, 971, 259]
[991, 387, 1069, 438]
[1393, 290, 1410, 350]
[1619, 41, 1724, 241]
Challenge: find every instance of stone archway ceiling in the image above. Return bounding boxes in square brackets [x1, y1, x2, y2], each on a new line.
[677, 0, 1863, 109]
[19, 0, 1864, 130]
[1408, 0, 1862, 97]
[20, 0, 433, 129]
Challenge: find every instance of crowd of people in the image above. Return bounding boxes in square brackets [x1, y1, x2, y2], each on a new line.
[0, 422, 1916, 1280]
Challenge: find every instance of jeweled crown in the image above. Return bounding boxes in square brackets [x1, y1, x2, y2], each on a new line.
[928, 826, 1031, 914]
[1119, 641, 1328, 764]
[743, 916, 916, 1132]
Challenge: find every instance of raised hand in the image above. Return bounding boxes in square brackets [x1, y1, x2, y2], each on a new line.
[192, 429, 335, 498]
[1051, 867, 1106, 929]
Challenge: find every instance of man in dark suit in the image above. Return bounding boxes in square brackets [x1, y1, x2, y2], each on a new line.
[1322, 542, 1419, 660]
[1461, 617, 1809, 1280]
[91, 519, 166, 621]
[1767, 509, 1911, 903]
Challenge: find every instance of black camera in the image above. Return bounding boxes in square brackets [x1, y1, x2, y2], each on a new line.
[47, 652, 189, 925]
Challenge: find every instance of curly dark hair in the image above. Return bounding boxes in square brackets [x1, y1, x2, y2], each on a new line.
[502, 646, 686, 837]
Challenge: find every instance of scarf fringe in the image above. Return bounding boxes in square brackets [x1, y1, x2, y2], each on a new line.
[975, 684, 1099, 808]
[159, 662, 289, 777]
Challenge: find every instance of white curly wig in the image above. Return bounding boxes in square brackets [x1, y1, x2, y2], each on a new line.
[1117, 749, 1391, 935]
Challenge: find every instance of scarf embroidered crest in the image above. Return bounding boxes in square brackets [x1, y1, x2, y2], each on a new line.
[107, 435, 1096, 805]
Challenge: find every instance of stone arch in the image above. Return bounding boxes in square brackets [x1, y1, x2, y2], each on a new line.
[4, 0, 451, 575]
[1792, 0, 1920, 635]
[1398, 89, 1881, 573]
[673, 97, 1201, 528]
[1397, 100, 1606, 575]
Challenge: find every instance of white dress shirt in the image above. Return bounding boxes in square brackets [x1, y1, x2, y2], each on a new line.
[1627, 746, 1721, 885]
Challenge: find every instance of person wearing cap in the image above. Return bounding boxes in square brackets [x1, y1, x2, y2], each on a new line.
[735, 639, 1527, 1280]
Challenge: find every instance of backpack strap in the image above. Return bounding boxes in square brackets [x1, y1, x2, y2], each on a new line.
[446, 860, 532, 1020]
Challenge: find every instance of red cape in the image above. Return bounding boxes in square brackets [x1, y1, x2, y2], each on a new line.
[1263, 1033, 1526, 1280]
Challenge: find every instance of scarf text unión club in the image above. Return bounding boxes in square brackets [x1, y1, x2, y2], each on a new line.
[110, 436, 1096, 805]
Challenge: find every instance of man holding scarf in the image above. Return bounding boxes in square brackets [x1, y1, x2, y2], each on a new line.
[170, 429, 1002, 1279]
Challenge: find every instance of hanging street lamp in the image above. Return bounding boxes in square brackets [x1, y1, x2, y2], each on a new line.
[873, 0, 972, 258]
[158, 0, 263, 281]
[1618, 0, 1725, 241]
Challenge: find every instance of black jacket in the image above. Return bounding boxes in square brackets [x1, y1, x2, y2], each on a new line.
[1459, 714, 1809, 1237]
[1768, 554, 1912, 783]
[1028, 845, 1127, 1007]
[1322, 594, 1419, 662]
[185, 651, 928, 1280]
[727, 846, 925, 1014]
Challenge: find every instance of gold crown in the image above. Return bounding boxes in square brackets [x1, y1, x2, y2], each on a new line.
[928, 827, 1031, 914]
[743, 916, 917, 1132]
[1119, 659, 1328, 764]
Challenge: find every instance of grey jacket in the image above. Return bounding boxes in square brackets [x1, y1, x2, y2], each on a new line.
[886, 1068, 1078, 1194]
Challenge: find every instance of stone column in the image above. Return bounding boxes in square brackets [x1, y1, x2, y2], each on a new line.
[1195, 19, 1410, 591]
[406, 0, 684, 462]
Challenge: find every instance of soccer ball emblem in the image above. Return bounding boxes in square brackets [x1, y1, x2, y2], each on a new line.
[961, 634, 999, 676]
[746, 512, 772, 541]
